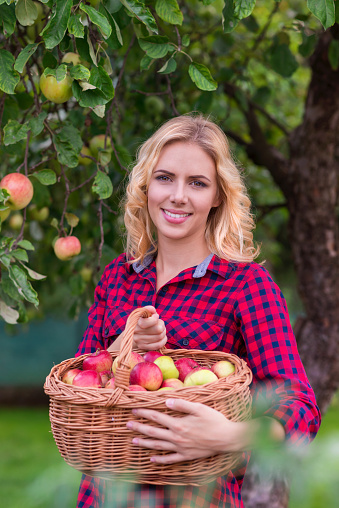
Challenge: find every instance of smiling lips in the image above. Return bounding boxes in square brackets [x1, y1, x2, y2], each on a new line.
[161, 208, 192, 224]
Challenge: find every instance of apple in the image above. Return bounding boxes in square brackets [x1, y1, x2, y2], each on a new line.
[89, 134, 113, 159]
[104, 377, 116, 389]
[211, 360, 235, 379]
[83, 349, 113, 373]
[128, 385, 147, 392]
[154, 356, 179, 380]
[78, 146, 93, 166]
[62, 52, 81, 66]
[54, 236, 81, 261]
[100, 370, 112, 386]
[80, 266, 93, 282]
[28, 204, 49, 221]
[161, 378, 184, 389]
[174, 357, 200, 382]
[0, 173, 34, 210]
[73, 370, 102, 388]
[129, 361, 163, 391]
[157, 387, 174, 391]
[0, 208, 10, 222]
[26, 1, 45, 42]
[183, 367, 218, 387]
[40, 73, 73, 104]
[62, 368, 82, 385]
[145, 96, 165, 116]
[143, 351, 163, 362]
[112, 351, 144, 375]
[9, 213, 23, 230]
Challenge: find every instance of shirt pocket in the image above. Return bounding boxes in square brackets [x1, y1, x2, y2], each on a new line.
[165, 317, 223, 351]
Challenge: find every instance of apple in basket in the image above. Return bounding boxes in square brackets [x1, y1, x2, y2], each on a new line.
[129, 361, 163, 391]
[112, 351, 144, 375]
[174, 357, 200, 382]
[62, 368, 82, 384]
[128, 385, 147, 392]
[183, 367, 218, 387]
[73, 370, 102, 388]
[83, 349, 113, 373]
[143, 351, 163, 362]
[104, 377, 115, 389]
[212, 360, 235, 378]
[161, 378, 184, 389]
[100, 370, 112, 386]
[154, 356, 179, 380]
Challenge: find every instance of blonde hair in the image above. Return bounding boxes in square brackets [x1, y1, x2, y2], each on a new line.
[123, 114, 260, 264]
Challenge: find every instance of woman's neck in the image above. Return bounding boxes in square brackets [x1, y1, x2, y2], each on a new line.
[155, 239, 211, 277]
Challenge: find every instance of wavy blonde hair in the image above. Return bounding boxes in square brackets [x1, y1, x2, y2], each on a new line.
[123, 114, 260, 264]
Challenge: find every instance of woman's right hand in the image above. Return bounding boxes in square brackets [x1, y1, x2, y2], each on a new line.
[133, 306, 167, 350]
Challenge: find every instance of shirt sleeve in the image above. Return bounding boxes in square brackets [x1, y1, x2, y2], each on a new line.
[234, 265, 321, 445]
[75, 265, 110, 357]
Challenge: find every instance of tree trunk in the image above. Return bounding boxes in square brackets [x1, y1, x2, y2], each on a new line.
[242, 27, 339, 507]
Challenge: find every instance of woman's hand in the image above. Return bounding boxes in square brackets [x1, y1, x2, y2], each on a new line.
[126, 398, 252, 464]
[133, 305, 167, 350]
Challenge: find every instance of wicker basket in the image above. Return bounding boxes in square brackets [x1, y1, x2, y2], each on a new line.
[44, 307, 253, 486]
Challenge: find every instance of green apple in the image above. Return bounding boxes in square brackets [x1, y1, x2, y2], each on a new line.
[28, 204, 49, 221]
[154, 356, 179, 380]
[78, 145, 92, 166]
[61, 52, 81, 66]
[9, 213, 24, 230]
[89, 134, 113, 159]
[0, 208, 10, 222]
[40, 73, 73, 104]
[183, 368, 218, 387]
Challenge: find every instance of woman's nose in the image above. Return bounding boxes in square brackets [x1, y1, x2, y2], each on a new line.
[170, 183, 188, 204]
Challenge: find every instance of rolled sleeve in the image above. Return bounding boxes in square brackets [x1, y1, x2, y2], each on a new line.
[235, 266, 321, 444]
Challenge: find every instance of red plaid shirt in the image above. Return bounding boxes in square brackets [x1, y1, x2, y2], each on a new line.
[75, 252, 321, 508]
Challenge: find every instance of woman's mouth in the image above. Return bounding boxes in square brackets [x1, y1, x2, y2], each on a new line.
[161, 209, 192, 223]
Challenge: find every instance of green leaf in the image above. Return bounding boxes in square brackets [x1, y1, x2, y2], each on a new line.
[69, 274, 86, 296]
[1, 271, 24, 302]
[222, 0, 239, 33]
[54, 124, 83, 168]
[307, 0, 335, 29]
[0, 50, 20, 94]
[188, 62, 218, 91]
[15, 0, 38, 26]
[68, 13, 84, 38]
[98, 149, 111, 166]
[0, 254, 11, 268]
[14, 43, 40, 73]
[0, 4, 16, 37]
[182, 34, 190, 47]
[41, 0, 73, 50]
[87, 30, 97, 66]
[56, 64, 67, 82]
[20, 264, 46, 280]
[140, 54, 155, 70]
[155, 0, 183, 25]
[299, 32, 317, 58]
[70, 64, 91, 81]
[92, 171, 113, 199]
[158, 56, 177, 74]
[268, 41, 299, 78]
[8, 264, 39, 306]
[234, 0, 256, 20]
[80, 4, 112, 39]
[120, 0, 158, 33]
[0, 299, 20, 324]
[32, 169, 57, 185]
[3, 119, 30, 145]
[65, 212, 79, 228]
[11, 249, 29, 263]
[88, 65, 115, 100]
[17, 239, 35, 251]
[328, 39, 339, 70]
[139, 36, 170, 59]
[28, 111, 47, 137]
[100, 5, 123, 50]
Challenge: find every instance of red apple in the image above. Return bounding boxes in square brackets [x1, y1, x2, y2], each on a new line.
[104, 377, 115, 389]
[154, 355, 179, 380]
[83, 349, 113, 373]
[174, 357, 200, 382]
[54, 236, 81, 261]
[128, 385, 147, 391]
[212, 360, 235, 379]
[100, 370, 112, 386]
[112, 351, 144, 375]
[0, 173, 34, 210]
[143, 351, 163, 362]
[183, 367, 218, 387]
[73, 370, 102, 388]
[161, 378, 184, 389]
[129, 361, 163, 391]
[61, 368, 82, 385]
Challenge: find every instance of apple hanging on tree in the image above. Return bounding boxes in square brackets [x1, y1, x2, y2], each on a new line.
[40, 73, 73, 104]
[0, 173, 34, 210]
[54, 236, 81, 261]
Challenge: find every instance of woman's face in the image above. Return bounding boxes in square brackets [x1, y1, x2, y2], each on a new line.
[147, 141, 221, 246]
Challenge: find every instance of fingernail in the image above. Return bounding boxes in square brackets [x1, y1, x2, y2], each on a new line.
[132, 409, 138, 415]
[132, 438, 139, 445]
[166, 399, 174, 408]
[126, 422, 133, 429]
[150, 457, 156, 462]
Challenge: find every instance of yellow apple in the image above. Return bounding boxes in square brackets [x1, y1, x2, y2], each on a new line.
[154, 356, 179, 380]
[40, 73, 73, 104]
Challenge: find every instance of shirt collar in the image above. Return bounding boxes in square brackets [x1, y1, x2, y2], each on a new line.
[132, 251, 234, 279]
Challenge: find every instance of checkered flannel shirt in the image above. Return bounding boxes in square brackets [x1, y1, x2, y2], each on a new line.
[75, 252, 321, 508]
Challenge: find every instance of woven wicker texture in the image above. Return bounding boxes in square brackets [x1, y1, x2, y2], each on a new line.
[44, 308, 253, 485]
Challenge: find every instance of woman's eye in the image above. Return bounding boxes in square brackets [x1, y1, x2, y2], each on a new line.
[191, 180, 206, 187]
[155, 175, 171, 182]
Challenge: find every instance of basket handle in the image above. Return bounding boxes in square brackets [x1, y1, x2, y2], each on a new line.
[113, 307, 153, 390]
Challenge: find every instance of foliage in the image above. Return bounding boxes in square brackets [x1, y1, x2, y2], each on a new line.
[0, 0, 337, 324]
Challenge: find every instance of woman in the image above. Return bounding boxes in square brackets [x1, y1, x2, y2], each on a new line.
[76, 114, 320, 508]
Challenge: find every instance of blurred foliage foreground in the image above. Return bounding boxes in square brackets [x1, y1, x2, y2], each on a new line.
[0, 0, 336, 326]
[1, 396, 339, 508]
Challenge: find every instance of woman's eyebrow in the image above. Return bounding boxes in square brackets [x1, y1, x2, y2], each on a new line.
[153, 169, 211, 182]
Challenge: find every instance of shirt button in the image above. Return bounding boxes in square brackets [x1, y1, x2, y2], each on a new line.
[161, 285, 169, 293]
[105, 327, 109, 336]
[182, 339, 189, 346]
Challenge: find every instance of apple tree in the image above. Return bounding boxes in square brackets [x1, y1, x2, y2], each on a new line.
[1, 1, 339, 506]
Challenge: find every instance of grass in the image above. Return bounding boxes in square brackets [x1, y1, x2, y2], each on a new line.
[0, 398, 338, 508]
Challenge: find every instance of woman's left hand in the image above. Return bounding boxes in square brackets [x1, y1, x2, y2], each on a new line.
[126, 398, 249, 464]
